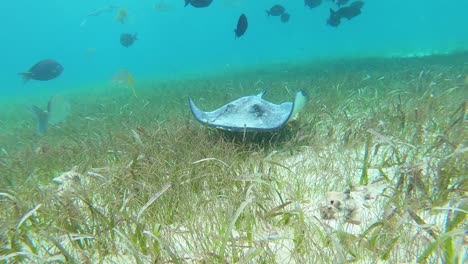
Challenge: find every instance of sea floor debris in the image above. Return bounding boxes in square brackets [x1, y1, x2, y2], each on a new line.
[0, 55, 466, 263]
[319, 184, 387, 226]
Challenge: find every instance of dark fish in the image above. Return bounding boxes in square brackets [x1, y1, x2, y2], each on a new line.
[266, 5, 285, 16]
[349, 2, 364, 11]
[304, 0, 322, 8]
[341, 1, 364, 19]
[120, 33, 137, 47]
[327, 1, 364, 27]
[234, 14, 248, 38]
[327, 13, 341, 27]
[19, 59, 63, 83]
[184, 0, 213, 8]
[280, 13, 290, 23]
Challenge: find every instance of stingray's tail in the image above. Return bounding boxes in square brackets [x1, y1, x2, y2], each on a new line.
[31, 105, 48, 135]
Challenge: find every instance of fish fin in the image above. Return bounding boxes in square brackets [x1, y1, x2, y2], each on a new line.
[265, 10, 270, 16]
[31, 105, 48, 135]
[184, 0, 190, 7]
[19, 72, 31, 83]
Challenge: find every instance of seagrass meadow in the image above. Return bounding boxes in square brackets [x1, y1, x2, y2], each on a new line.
[0, 53, 467, 263]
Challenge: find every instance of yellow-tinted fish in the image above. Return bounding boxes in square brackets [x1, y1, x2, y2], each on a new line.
[115, 8, 128, 24]
[112, 70, 137, 97]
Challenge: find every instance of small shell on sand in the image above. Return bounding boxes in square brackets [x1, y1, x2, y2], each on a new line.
[320, 190, 364, 224]
[319, 184, 387, 225]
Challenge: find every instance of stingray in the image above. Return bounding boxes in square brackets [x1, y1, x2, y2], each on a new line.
[188, 90, 308, 132]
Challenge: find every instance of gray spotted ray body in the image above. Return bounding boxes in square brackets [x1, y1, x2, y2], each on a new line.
[188, 90, 308, 132]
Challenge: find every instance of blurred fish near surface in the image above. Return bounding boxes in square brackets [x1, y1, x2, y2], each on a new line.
[185, 0, 213, 8]
[281, 13, 290, 23]
[327, 1, 364, 27]
[120, 34, 138, 48]
[234, 14, 248, 38]
[80, 5, 118, 26]
[266, 5, 286, 17]
[115, 8, 128, 24]
[305, 0, 322, 9]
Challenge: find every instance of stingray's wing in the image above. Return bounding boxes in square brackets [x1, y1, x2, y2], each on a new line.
[188, 94, 296, 132]
[188, 97, 210, 125]
[189, 96, 252, 131]
[47, 95, 71, 124]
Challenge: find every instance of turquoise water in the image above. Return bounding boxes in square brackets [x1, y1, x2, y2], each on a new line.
[1, 2, 467, 262]
[0, 0, 467, 137]
[1, 0, 467, 98]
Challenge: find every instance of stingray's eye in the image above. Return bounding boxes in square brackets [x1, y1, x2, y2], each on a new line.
[251, 104, 265, 116]
[330, 200, 334, 205]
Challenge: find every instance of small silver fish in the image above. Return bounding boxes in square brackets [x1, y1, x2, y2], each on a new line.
[80, 5, 118, 26]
